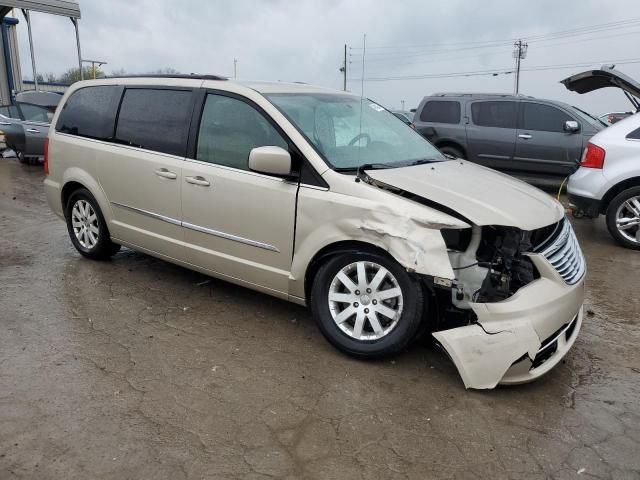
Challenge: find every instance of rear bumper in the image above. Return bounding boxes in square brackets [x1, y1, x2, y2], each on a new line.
[44, 177, 64, 220]
[569, 193, 601, 217]
[433, 253, 585, 389]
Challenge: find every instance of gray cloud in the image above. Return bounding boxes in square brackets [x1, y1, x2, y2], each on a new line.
[12, 0, 640, 115]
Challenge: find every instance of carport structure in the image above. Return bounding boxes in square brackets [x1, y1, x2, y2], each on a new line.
[0, 0, 82, 93]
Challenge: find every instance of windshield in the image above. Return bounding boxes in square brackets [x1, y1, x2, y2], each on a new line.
[266, 93, 444, 170]
[570, 105, 607, 129]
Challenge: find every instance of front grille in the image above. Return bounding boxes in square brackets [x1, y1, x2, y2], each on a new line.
[534, 218, 586, 285]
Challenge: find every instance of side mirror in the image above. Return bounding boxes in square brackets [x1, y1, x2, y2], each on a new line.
[249, 146, 292, 176]
[564, 120, 580, 133]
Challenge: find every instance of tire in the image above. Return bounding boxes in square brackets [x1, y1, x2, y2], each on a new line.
[65, 188, 121, 260]
[16, 151, 28, 164]
[439, 145, 465, 160]
[310, 252, 424, 359]
[606, 186, 640, 250]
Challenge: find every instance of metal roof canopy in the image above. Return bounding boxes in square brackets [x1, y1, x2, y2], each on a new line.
[0, 0, 83, 91]
[0, 1, 80, 19]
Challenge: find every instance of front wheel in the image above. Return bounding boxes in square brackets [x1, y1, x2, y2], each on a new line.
[439, 145, 465, 160]
[65, 188, 121, 260]
[310, 252, 424, 359]
[606, 187, 640, 250]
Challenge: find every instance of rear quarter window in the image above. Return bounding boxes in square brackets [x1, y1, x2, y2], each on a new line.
[627, 126, 640, 140]
[56, 86, 122, 140]
[419, 100, 461, 124]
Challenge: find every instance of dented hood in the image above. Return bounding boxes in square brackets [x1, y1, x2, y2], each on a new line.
[366, 160, 564, 230]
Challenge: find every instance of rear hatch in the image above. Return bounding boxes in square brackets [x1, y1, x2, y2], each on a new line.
[561, 66, 640, 111]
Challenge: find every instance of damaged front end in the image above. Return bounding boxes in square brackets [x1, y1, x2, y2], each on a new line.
[431, 218, 586, 389]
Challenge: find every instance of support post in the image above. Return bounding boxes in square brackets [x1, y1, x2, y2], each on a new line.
[71, 18, 83, 80]
[343, 44, 347, 91]
[22, 9, 37, 90]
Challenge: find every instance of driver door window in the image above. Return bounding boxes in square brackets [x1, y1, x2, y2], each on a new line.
[196, 94, 288, 171]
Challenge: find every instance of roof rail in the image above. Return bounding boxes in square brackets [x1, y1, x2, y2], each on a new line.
[430, 92, 536, 99]
[106, 74, 228, 81]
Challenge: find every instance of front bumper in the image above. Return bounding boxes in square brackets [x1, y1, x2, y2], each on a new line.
[433, 253, 585, 389]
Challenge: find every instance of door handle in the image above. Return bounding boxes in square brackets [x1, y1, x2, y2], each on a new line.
[185, 175, 210, 187]
[26, 128, 40, 133]
[518, 133, 532, 140]
[154, 168, 177, 180]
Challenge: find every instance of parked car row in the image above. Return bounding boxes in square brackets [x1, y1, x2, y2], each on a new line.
[404, 66, 639, 250]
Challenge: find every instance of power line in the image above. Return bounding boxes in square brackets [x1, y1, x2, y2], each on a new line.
[350, 28, 640, 67]
[347, 57, 640, 82]
[349, 17, 640, 52]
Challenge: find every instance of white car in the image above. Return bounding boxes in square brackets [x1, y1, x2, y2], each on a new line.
[563, 67, 640, 248]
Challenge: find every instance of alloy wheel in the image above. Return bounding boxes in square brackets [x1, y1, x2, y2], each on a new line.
[328, 261, 404, 341]
[71, 199, 99, 249]
[615, 195, 640, 244]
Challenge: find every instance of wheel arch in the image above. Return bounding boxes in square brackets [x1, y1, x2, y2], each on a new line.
[601, 176, 640, 214]
[303, 240, 399, 304]
[59, 168, 112, 224]
[435, 140, 467, 158]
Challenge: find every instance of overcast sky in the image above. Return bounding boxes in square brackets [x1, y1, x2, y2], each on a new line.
[12, 0, 640, 115]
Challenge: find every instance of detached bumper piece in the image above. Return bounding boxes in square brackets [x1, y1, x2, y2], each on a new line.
[501, 308, 582, 385]
[434, 218, 586, 389]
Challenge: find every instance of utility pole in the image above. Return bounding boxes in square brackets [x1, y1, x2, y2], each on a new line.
[339, 44, 347, 91]
[513, 39, 528, 94]
[401, 100, 405, 111]
[233, 58, 238, 79]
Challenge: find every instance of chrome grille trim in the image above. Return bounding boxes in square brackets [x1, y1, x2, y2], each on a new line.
[534, 218, 586, 285]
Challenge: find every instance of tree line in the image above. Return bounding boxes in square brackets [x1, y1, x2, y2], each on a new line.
[34, 67, 179, 85]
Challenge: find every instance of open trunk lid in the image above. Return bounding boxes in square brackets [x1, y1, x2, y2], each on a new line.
[561, 66, 640, 111]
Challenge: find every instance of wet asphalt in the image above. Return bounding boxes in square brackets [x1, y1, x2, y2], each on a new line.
[0, 158, 639, 480]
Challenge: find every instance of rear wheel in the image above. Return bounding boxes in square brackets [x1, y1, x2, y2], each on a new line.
[310, 252, 424, 358]
[606, 186, 640, 250]
[65, 188, 121, 260]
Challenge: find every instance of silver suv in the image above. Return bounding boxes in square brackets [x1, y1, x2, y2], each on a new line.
[45, 75, 586, 389]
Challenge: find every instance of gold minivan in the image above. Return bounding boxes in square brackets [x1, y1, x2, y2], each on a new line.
[45, 76, 585, 389]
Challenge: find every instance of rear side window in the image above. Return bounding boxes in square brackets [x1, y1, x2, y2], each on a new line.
[419, 100, 460, 124]
[56, 86, 121, 140]
[0, 105, 20, 119]
[471, 101, 517, 129]
[627, 126, 640, 140]
[520, 103, 573, 133]
[115, 88, 193, 156]
[19, 104, 50, 122]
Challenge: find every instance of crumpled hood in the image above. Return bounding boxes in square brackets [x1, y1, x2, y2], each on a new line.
[367, 160, 564, 230]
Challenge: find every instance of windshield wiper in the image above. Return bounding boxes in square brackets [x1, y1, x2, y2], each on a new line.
[334, 162, 398, 172]
[407, 158, 440, 166]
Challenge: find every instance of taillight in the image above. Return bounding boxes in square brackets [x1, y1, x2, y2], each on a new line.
[580, 142, 605, 169]
[410, 123, 416, 129]
[43, 137, 49, 174]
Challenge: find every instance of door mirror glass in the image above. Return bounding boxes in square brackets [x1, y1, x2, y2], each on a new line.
[249, 146, 292, 176]
[564, 120, 580, 133]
